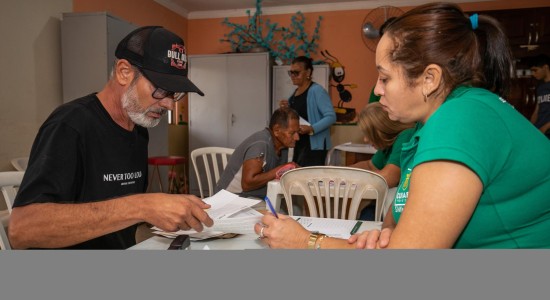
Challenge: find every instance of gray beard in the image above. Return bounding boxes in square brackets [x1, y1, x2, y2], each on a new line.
[122, 85, 164, 128]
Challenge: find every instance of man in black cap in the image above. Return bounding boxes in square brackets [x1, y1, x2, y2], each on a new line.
[9, 26, 213, 249]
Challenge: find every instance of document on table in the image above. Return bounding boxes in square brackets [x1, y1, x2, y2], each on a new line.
[152, 190, 263, 238]
[152, 210, 263, 238]
[203, 189, 261, 219]
[293, 216, 382, 239]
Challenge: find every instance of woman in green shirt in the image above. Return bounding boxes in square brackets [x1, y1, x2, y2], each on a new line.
[254, 2, 550, 249]
[351, 103, 415, 220]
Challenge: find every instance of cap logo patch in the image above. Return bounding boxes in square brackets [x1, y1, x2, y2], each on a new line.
[167, 44, 187, 70]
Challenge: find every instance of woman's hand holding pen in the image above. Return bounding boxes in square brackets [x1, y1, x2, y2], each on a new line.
[254, 214, 310, 249]
[348, 227, 393, 249]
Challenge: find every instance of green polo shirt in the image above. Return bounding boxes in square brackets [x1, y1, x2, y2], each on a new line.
[393, 86, 550, 248]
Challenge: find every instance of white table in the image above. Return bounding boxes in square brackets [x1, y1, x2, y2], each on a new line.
[326, 143, 377, 166]
[129, 221, 382, 250]
[128, 234, 267, 250]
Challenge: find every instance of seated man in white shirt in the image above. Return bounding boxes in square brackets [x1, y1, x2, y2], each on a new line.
[215, 107, 300, 199]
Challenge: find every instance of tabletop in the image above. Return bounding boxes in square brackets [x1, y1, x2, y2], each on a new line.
[129, 220, 382, 250]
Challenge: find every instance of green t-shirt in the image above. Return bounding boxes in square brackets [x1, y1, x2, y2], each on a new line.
[393, 86, 550, 248]
[371, 127, 415, 170]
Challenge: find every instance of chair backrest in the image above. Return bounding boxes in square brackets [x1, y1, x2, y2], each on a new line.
[0, 218, 10, 249]
[190, 147, 234, 198]
[1, 171, 25, 214]
[10, 157, 29, 171]
[0, 171, 24, 250]
[279, 166, 388, 221]
[1, 210, 10, 250]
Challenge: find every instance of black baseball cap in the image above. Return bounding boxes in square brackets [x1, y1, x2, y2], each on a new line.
[115, 26, 204, 96]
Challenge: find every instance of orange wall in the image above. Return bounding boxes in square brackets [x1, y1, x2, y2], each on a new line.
[73, 0, 550, 115]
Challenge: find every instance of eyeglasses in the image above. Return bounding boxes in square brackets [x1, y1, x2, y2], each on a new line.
[288, 70, 302, 77]
[151, 87, 186, 102]
[134, 65, 186, 102]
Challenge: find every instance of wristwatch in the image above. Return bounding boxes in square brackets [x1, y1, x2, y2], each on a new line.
[307, 231, 326, 249]
[307, 232, 320, 249]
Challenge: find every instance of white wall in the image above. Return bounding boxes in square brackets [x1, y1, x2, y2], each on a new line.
[0, 0, 72, 174]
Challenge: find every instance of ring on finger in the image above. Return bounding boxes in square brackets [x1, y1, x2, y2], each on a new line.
[260, 226, 266, 238]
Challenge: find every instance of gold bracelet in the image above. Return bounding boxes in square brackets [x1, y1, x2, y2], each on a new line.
[315, 234, 327, 250]
[307, 232, 320, 249]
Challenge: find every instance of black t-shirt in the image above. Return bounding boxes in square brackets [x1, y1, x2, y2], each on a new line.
[289, 84, 311, 122]
[14, 94, 149, 249]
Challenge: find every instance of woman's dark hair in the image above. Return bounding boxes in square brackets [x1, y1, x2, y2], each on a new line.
[383, 2, 513, 97]
[292, 56, 314, 76]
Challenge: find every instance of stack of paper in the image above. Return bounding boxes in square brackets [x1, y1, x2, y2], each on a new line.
[152, 190, 263, 240]
[293, 216, 381, 239]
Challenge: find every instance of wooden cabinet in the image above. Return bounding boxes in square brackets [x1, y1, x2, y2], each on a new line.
[508, 77, 538, 120]
[482, 7, 550, 59]
[474, 8, 549, 119]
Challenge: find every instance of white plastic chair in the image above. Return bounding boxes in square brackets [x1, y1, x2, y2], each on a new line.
[190, 147, 234, 198]
[279, 166, 388, 221]
[1, 171, 25, 214]
[10, 157, 29, 171]
[0, 171, 25, 249]
[1, 210, 10, 250]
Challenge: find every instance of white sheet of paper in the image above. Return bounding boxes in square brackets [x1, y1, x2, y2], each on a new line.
[293, 216, 382, 239]
[152, 190, 262, 238]
[299, 116, 311, 126]
[203, 189, 261, 219]
[209, 215, 262, 234]
[230, 207, 264, 218]
[154, 215, 262, 236]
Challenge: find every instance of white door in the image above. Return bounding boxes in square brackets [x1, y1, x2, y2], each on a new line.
[226, 53, 271, 149]
[188, 55, 229, 150]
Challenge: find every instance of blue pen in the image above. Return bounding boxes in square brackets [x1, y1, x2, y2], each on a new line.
[264, 196, 279, 218]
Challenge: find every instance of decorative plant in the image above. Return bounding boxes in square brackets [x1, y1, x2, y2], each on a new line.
[220, 0, 323, 64]
[220, 0, 281, 54]
[275, 12, 323, 63]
